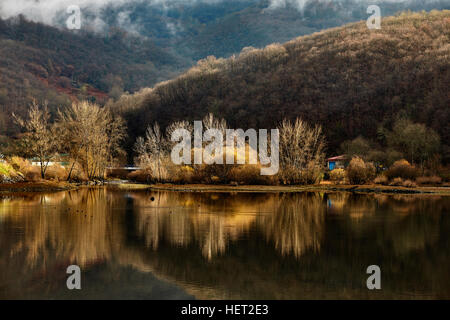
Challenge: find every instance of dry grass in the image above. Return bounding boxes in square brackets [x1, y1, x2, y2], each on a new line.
[45, 164, 67, 181]
[329, 169, 346, 184]
[146, 183, 450, 196]
[402, 179, 418, 188]
[229, 165, 276, 185]
[389, 177, 404, 186]
[0, 180, 75, 192]
[7, 156, 39, 181]
[374, 175, 388, 185]
[114, 183, 151, 190]
[416, 176, 443, 185]
[385, 160, 419, 180]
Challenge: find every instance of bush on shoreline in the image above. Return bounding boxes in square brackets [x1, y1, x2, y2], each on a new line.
[329, 168, 346, 184]
[1, 156, 89, 183]
[374, 175, 388, 185]
[416, 176, 442, 185]
[0, 161, 23, 183]
[346, 157, 376, 185]
[385, 160, 419, 180]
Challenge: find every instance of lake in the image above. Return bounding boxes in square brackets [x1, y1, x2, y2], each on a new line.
[0, 187, 449, 299]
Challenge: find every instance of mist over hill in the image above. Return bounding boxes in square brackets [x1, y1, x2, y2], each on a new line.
[1, 0, 449, 60]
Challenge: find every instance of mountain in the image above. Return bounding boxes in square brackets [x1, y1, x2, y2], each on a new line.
[141, 0, 450, 60]
[0, 1, 448, 146]
[0, 16, 187, 136]
[115, 10, 450, 162]
[3, 1, 450, 61]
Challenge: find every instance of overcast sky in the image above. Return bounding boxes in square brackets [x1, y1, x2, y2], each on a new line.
[0, 0, 441, 28]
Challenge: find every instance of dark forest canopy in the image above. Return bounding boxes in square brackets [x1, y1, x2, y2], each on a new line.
[113, 10, 449, 162]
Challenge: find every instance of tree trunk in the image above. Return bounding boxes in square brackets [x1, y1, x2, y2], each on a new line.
[67, 161, 77, 181]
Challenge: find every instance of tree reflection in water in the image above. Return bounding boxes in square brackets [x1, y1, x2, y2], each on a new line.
[0, 188, 449, 299]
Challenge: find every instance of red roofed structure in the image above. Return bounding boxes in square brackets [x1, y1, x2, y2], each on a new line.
[327, 155, 347, 170]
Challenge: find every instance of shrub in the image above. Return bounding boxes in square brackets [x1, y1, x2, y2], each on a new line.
[67, 162, 88, 182]
[303, 161, 324, 185]
[416, 176, 442, 185]
[402, 179, 417, 188]
[46, 164, 67, 181]
[0, 161, 23, 183]
[189, 164, 232, 184]
[6, 157, 70, 182]
[385, 159, 419, 180]
[374, 174, 388, 185]
[127, 169, 151, 183]
[25, 169, 41, 182]
[0, 162, 15, 176]
[437, 167, 450, 182]
[7, 156, 39, 182]
[107, 168, 130, 180]
[329, 168, 346, 184]
[346, 157, 376, 185]
[229, 165, 275, 185]
[8, 156, 31, 172]
[389, 177, 404, 186]
[170, 166, 195, 184]
[280, 161, 323, 185]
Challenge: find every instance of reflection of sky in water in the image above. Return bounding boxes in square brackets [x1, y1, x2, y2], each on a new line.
[0, 189, 449, 299]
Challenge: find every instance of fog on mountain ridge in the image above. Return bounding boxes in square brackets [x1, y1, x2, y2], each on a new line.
[1, 0, 448, 36]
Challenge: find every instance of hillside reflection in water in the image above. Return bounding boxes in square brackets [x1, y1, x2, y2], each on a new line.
[0, 188, 449, 299]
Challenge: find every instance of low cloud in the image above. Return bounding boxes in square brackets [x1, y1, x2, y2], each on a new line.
[0, 0, 444, 33]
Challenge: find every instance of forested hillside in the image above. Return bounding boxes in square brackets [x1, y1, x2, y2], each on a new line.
[116, 11, 450, 162]
[0, 16, 186, 135]
[1, 0, 448, 138]
[165, 0, 450, 60]
[5, 1, 448, 61]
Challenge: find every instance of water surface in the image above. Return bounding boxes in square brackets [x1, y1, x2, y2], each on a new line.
[0, 187, 449, 299]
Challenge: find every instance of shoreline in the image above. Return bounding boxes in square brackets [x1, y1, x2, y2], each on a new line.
[0, 181, 79, 193]
[1, 181, 449, 196]
[116, 183, 450, 195]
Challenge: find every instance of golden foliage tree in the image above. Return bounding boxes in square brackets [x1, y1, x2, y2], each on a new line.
[59, 101, 126, 180]
[13, 100, 60, 179]
[279, 118, 325, 184]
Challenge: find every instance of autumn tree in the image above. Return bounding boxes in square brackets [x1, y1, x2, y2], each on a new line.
[13, 100, 60, 179]
[165, 120, 193, 148]
[279, 118, 326, 184]
[340, 136, 372, 160]
[58, 101, 126, 180]
[135, 114, 230, 183]
[387, 118, 440, 167]
[202, 113, 227, 135]
[347, 157, 376, 185]
[134, 122, 169, 182]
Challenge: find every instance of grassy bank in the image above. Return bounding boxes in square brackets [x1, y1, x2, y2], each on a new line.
[2, 180, 449, 195]
[115, 183, 450, 195]
[0, 181, 78, 193]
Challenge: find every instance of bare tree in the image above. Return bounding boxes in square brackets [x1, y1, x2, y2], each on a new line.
[59, 101, 126, 180]
[166, 120, 193, 145]
[202, 113, 227, 136]
[13, 100, 60, 179]
[279, 118, 326, 184]
[134, 122, 169, 182]
[387, 118, 440, 168]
